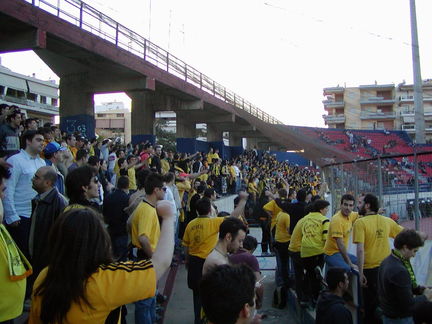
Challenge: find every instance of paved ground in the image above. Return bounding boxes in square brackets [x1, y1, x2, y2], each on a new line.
[163, 227, 299, 324]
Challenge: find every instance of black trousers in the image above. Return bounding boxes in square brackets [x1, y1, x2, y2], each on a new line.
[274, 241, 291, 288]
[188, 255, 205, 324]
[301, 254, 324, 301]
[6, 216, 31, 260]
[290, 251, 307, 302]
[259, 219, 271, 253]
[363, 267, 381, 324]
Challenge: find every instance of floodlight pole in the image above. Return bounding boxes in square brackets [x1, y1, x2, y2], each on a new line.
[409, 0, 425, 144]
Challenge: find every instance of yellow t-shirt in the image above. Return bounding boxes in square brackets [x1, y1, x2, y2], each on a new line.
[298, 212, 330, 258]
[352, 214, 403, 269]
[176, 180, 191, 204]
[29, 260, 156, 324]
[182, 217, 225, 259]
[128, 167, 137, 191]
[161, 159, 170, 175]
[68, 146, 77, 160]
[263, 200, 283, 230]
[275, 212, 291, 243]
[288, 217, 305, 253]
[131, 201, 160, 251]
[324, 211, 359, 256]
[0, 231, 26, 321]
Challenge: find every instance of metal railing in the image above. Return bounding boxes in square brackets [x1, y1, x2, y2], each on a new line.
[26, 0, 283, 125]
[322, 151, 432, 231]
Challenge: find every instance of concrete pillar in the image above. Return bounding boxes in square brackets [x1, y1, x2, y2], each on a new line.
[176, 111, 196, 138]
[229, 132, 243, 147]
[128, 90, 156, 145]
[246, 137, 259, 150]
[59, 73, 95, 139]
[206, 124, 223, 142]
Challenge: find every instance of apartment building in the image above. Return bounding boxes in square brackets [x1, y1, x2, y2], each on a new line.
[0, 64, 59, 124]
[323, 80, 432, 139]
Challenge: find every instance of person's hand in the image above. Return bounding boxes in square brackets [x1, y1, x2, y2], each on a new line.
[239, 191, 249, 200]
[156, 200, 174, 221]
[8, 220, 20, 227]
[360, 273, 368, 287]
[424, 288, 432, 301]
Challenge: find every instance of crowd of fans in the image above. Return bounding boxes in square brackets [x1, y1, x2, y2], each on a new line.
[0, 103, 431, 324]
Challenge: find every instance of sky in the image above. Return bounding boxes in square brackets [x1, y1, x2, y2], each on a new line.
[1, 0, 432, 127]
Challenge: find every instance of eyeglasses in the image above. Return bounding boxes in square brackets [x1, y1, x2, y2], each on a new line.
[159, 187, 167, 192]
[93, 176, 99, 184]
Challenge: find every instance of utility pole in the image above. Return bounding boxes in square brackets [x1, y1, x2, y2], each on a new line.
[409, 0, 425, 144]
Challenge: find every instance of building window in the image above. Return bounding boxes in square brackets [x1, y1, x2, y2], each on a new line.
[27, 93, 37, 101]
[51, 98, 58, 106]
[116, 113, 124, 117]
[40, 96, 47, 104]
[6, 88, 17, 97]
[0, 86, 4, 95]
[97, 114, 106, 118]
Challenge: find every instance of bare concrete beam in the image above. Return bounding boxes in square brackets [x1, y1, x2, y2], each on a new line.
[223, 124, 256, 132]
[0, 29, 46, 53]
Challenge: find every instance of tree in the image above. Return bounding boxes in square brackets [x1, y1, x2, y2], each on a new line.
[154, 118, 176, 152]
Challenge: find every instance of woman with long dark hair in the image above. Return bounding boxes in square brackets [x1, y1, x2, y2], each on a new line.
[29, 204, 174, 324]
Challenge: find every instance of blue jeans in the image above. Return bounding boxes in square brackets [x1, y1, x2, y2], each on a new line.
[324, 252, 357, 272]
[383, 316, 414, 324]
[135, 296, 156, 324]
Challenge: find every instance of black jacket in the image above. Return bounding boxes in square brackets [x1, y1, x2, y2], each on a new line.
[0, 123, 20, 158]
[30, 187, 68, 276]
[378, 253, 427, 319]
[103, 189, 130, 238]
[286, 201, 307, 233]
[315, 291, 353, 324]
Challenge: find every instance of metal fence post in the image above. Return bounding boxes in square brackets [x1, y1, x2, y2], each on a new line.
[414, 146, 420, 230]
[377, 156, 383, 206]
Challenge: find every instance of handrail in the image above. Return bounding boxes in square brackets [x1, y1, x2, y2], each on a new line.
[26, 0, 283, 125]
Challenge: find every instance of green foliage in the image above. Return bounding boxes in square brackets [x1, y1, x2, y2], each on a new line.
[154, 119, 177, 152]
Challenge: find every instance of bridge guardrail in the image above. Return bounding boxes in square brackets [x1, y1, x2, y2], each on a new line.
[27, 0, 283, 125]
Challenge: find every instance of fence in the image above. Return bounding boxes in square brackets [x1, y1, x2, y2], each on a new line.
[322, 150, 432, 235]
[24, 0, 282, 125]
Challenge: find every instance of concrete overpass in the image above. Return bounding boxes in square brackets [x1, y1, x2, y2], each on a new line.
[0, 0, 352, 165]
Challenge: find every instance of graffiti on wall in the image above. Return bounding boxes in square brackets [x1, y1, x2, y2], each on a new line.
[60, 114, 95, 139]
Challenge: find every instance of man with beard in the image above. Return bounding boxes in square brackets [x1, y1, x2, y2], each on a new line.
[353, 193, 403, 324]
[324, 194, 359, 271]
[202, 217, 247, 275]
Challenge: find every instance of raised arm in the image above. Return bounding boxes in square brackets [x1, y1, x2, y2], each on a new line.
[152, 200, 175, 280]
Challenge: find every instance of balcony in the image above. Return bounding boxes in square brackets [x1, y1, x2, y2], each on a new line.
[0, 95, 59, 114]
[323, 87, 344, 96]
[360, 96, 396, 105]
[402, 124, 432, 133]
[322, 99, 345, 108]
[322, 114, 346, 124]
[359, 84, 394, 90]
[399, 95, 432, 103]
[400, 109, 432, 117]
[360, 111, 396, 120]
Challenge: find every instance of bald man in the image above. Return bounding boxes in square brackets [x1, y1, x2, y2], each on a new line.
[29, 166, 68, 284]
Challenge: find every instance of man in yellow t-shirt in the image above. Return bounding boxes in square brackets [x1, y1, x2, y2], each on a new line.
[353, 193, 403, 324]
[130, 172, 167, 324]
[324, 194, 359, 271]
[274, 209, 292, 290]
[183, 193, 248, 324]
